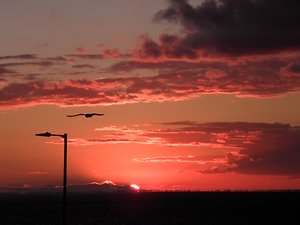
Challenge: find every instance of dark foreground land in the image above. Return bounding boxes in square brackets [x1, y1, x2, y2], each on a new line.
[0, 191, 299, 225]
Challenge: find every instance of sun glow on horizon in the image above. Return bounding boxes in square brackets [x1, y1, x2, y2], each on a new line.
[130, 184, 140, 191]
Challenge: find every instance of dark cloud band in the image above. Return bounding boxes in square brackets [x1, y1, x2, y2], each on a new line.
[152, 0, 300, 57]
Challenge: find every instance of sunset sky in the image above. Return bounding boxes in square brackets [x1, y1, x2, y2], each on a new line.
[1, 0, 300, 191]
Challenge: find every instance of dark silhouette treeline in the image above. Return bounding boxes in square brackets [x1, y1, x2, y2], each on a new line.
[0, 191, 299, 225]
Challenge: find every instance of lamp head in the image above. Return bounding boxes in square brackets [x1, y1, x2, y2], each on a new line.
[35, 132, 52, 137]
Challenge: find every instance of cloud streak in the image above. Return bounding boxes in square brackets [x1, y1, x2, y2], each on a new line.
[133, 155, 226, 165]
[45, 121, 300, 176]
[0, 54, 38, 60]
[1, 60, 299, 109]
[95, 122, 300, 176]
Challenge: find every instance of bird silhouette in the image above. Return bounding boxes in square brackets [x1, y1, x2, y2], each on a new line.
[67, 113, 104, 118]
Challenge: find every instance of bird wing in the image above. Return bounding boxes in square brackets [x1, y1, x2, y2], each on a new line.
[93, 113, 104, 116]
[67, 114, 85, 117]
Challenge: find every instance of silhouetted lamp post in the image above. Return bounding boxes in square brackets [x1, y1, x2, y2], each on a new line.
[35, 132, 68, 224]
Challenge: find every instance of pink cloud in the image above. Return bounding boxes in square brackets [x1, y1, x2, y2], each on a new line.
[46, 121, 300, 176]
[69, 45, 128, 60]
[3, 1, 300, 110]
[97, 122, 300, 176]
[0, 67, 14, 77]
[91, 122, 266, 148]
[101, 48, 128, 59]
[1, 61, 300, 109]
[133, 155, 226, 165]
[75, 47, 88, 54]
[1, 51, 299, 109]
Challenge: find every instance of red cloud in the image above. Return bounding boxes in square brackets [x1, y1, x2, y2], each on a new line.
[93, 122, 286, 149]
[1, 59, 300, 110]
[49, 121, 300, 176]
[160, 121, 300, 176]
[75, 47, 88, 54]
[0, 67, 14, 76]
[133, 155, 226, 165]
[101, 48, 127, 59]
[133, 34, 201, 61]
[201, 125, 300, 176]
[1, 51, 300, 110]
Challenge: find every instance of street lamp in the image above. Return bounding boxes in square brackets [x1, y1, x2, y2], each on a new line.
[35, 132, 68, 224]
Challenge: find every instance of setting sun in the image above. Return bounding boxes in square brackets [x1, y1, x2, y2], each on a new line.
[130, 184, 140, 191]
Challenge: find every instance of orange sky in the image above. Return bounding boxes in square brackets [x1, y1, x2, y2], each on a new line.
[1, 0, 300, 191]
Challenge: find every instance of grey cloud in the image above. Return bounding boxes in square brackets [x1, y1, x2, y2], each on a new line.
[153, 0, 300, 56]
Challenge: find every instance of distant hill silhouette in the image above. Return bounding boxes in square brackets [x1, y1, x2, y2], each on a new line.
[68, 182, 134, 193]
[0, 181, 135, 193]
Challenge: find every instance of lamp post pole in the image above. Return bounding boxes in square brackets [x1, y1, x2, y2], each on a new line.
[35, 132, 68, 225]
[62, 133, 67, 224]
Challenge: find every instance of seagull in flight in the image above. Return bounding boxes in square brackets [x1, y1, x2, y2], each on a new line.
[67, 113, 104, 118]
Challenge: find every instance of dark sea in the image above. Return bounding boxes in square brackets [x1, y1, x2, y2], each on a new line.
[0, 191, 299, 225]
